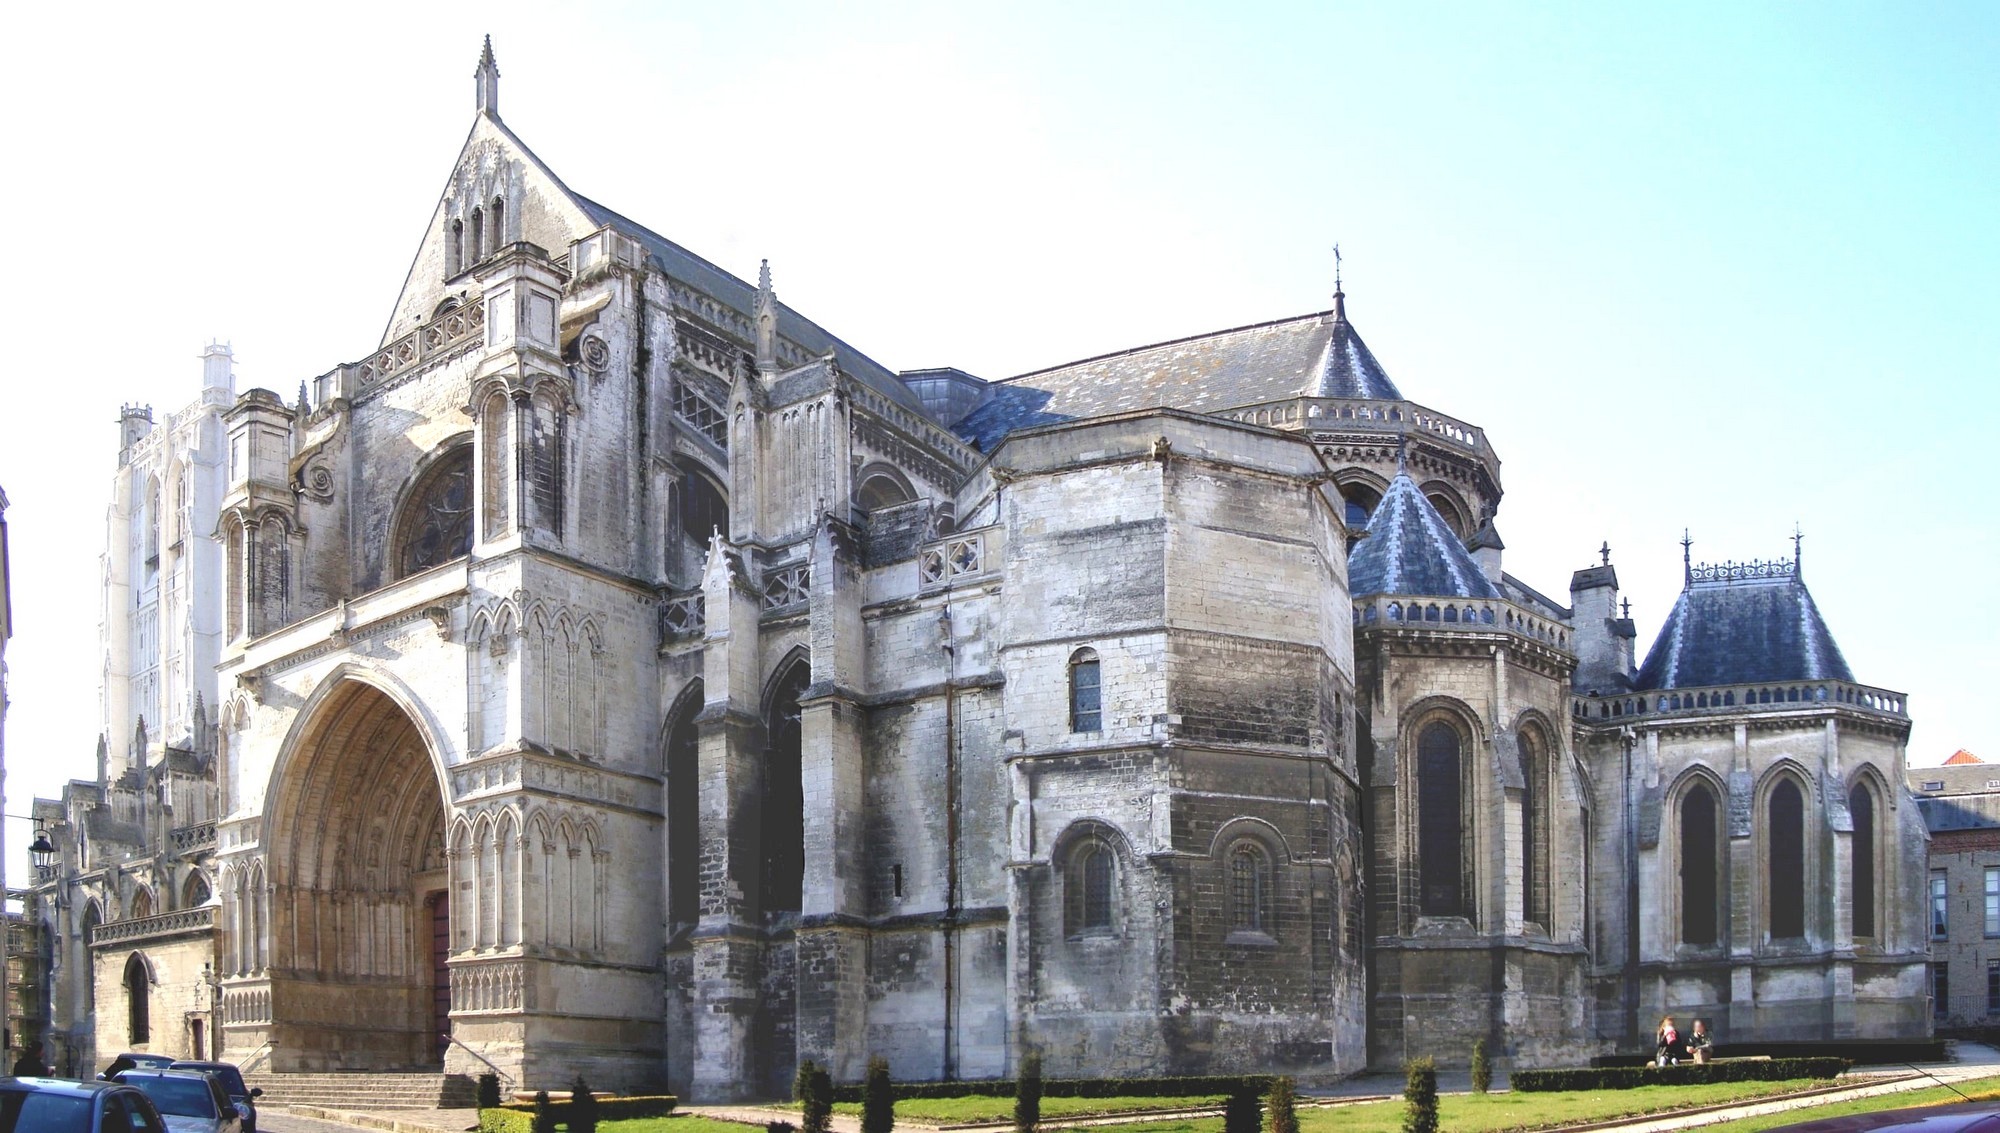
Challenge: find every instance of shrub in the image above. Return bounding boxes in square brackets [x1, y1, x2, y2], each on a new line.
[494, 1096, 677, 1122]
[478, 1110, 530, 1133]
[531, 1091, 556, 1133]
[832, 1074, 1276, 1102]
[796, 1059, 818, 1104]
[1511, 1057, 1850, 1092]
[799, 1061, 835, 1133]
[1223, 1086, 1261, 1133]
[478, 1074, 502, 1109]
[768, 1124, 797, 1133]
[569, 1076, 598, 1133]
[1014, 1053, 1042, 1133]
[1403, 1058, 1438, 1133]
[862, 1056, 895, 1133]
[1264, 1076, 1297, 1133]
[1471, 1038, 1492, 1094]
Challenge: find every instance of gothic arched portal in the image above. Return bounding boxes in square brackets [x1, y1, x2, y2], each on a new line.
[260, 678, 450, 1071]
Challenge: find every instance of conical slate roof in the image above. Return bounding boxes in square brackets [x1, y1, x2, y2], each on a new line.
[1635, 565, 1854, 689]
[1348, 472, 1501, 600]
[1304, 293, 1403, 400]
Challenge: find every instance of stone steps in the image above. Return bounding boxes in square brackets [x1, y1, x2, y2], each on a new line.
[246, 1072, 476, 1110]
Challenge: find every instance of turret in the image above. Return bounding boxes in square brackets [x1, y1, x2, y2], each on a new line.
[201, 341, 236, 399]
[1569, 543, 1635, 695]
[118, 405, 154, 465]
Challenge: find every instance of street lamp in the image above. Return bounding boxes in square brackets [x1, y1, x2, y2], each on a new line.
[28, 827, 54, 871]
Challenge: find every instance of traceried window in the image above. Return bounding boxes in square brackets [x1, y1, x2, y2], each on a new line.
[1417, 721, 1466, 918]
[678, 465, 729, 543]
[1519, 727, 1551, 930]
[1768, 778, 1806, 939]
[1850, 782, 1876, 938]
[1681, 782, 1721, 946]
[1065, 840, 1115, 938]
[399, 447, 475, 578]
[1069, 649, 1102, 733]
[1229, 841, 1271, 935]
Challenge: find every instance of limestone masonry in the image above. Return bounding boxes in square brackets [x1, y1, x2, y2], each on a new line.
[23, 42, 1928, 1097]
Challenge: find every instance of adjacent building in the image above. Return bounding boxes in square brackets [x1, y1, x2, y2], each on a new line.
[24, 42, 1929, 1097]
[1910, 759, 2000, 1029]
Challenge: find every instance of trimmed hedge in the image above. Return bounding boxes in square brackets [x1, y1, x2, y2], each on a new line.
[1512, 1058, 1848, 1092]
[484, 1094, 678, 1130]
[830, 1075, 1274, 1102]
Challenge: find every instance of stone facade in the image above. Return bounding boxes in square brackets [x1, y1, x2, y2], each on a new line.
[26, 43, 1929, 1098]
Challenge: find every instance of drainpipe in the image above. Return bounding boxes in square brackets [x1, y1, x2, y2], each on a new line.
[940, 599, 959, 1079]
[1621, 726, 1639, 1050]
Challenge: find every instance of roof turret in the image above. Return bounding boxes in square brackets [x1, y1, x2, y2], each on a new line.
[1303, 288, 1403, 400]
[475, 35, 500, 118]
[1348, 470, 1501, 600]
[1634, 553, 1854, 690]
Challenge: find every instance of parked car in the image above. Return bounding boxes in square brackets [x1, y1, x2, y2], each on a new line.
[0, 1076, 171, 1133]
[170, 1061, 261, 1133]
[1763, 1099, 2000, 1131]
[111, 1068, 244, 1133]
[105, 1052, 178, 1073]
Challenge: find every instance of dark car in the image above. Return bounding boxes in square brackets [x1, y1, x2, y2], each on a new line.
[171, 1061, 261, 1133]
[0, 1076, 171, 1133]
[108, 1052, 178, 1071]
[1763, 1099, 2000, 1132]
[112, 1068, 244, 1133]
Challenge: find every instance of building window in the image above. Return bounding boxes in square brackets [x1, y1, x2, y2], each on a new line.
[397, 446, 475, 578]
[1069, 649, 1102, 732]
[1681, 782, 1721, 946]
[1988, 961, 2000, 1015]
[124, 953, 150, 1045]
[1066, 840, 1114, 938]
[1520, 727, 1551, 930]
[1417, 721, 1466, 918]
[1934, 872, 1950, 938]
[1850, 782, 1876, 939]
[1767, 778, 1806, 939]
[1985, 868, 1999, 938]
[1229, 841, 1271, 935]
[1936, 962, 1951, 1020]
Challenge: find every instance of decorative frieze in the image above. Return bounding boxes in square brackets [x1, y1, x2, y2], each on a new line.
[452, 958, 529, 1014]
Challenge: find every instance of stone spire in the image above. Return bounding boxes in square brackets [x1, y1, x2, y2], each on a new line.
[475, 35, 501, 119]
[754, 259, 779, 375]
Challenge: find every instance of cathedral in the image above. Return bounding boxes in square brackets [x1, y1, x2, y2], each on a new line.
[26, 42, 1929, 1099]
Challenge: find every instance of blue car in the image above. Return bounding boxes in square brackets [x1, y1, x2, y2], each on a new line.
[0, 1076, 171, 1133]
[111, 1069, 244, 1133]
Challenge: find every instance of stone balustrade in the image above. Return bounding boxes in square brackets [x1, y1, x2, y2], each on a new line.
[1574, 680, 1908, 722]
[1226, 396, 1493, 459]
[91, 905, 215, 947]
[1353, 593, 1572, 653]
[169, 821, 216, 854]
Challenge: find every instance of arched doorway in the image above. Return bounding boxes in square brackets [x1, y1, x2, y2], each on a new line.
[264, 679, 450, 1070]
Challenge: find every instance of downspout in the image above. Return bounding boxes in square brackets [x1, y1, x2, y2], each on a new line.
[940, 595, 959, 1078]
[1621, 726, 1639, 1051]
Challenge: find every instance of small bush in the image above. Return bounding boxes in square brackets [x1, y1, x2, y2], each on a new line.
[1403, 1058, 1438, 1133]
[1471, 1037, 1492, 1094]
[478, 1109, 530, 1133]
[569, 1076, 598, 1133]
[531, 1091, 557, 1133]
[1223, 1086, 1261, 1133]
[799, 1061, 835, 1133]
[768, 1123, 797, 1133]
[494, 1096, 677, 1122]
[862, 1056, 896, 1133]
[1511, 1057, 1849, 1092]
[1014, 1053, 1043, 1133]
[796, 1059, 818, 1103]
[1264, 1076, 1297, 1133]
[478, 1074, 502, 1109]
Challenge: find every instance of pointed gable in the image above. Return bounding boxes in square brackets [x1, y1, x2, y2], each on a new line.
[1634, 564, 1856, 690]
[1347, 472, 1500, 600]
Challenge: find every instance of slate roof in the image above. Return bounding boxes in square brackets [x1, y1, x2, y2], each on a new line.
[572, 194, 926, 413]
[1634, 567, 1855, 690]
[955, 306, 1404, 452]
[1916, 794, 2000, 833]
[1306, 294, 1403, 400]
[1348, 472, 1502, 600]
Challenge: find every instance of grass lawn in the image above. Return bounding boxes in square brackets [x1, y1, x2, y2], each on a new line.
[602, 1118, 777, 1133]
[822, 1094, 1231, 1124]
[1103, 1078, 1838, 1133]
[1689, 1074, 2000, 1132]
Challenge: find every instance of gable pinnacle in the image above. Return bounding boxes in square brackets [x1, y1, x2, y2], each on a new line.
[1332, 242, 1346, 320]
[754, 258, 779, 374]
[475, 35, 501, 118]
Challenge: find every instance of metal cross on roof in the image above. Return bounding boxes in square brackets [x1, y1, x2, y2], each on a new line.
[1599, 541, 1611, 566]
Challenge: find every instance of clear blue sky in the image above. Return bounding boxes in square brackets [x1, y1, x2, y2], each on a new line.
[1, 2, 1994, 881]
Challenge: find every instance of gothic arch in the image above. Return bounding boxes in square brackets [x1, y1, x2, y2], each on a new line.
[1418, 479, 1472, 538]
[1401, 698, 1481, 923]
[760, 649, 812, 917]
[1515, 716, 1556, 931]
[391, 438, 476, 580]
[1333, 469, 1388, 527]
[1756, 763, 1817, 944]
[1666, 765, 1730, 950]
[855, 462, 917, 512]
[1848, 765, 1888, 942]
[663, 678, 704, 934]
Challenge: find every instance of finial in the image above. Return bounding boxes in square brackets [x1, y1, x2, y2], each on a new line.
[1332, 243, 1346, 319]
[754, 258, 779, 375]
[475, 35, 501, 118]
[1621, 598, 1631, 618]
[1793, 522, 1803, 577]
[1394, 432, 1407, 474]
[1682, 528, 1693, 583]
[758, 258, 772, 293]
[1599, 541, 1611, 567]
[296, 380, 311, 415]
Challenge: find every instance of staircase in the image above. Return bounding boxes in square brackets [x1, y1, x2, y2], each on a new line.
[244, 1072, 477, 1110]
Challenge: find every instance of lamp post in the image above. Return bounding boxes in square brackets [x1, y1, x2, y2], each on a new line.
[5, 816, 60, 1060]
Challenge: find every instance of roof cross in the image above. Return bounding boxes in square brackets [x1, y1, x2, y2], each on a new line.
[1621, 598, 1631, 618]
[1599, 541, 1611, 567]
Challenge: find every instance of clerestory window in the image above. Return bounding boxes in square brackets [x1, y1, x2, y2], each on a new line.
[1069, 649, 1101, 733]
